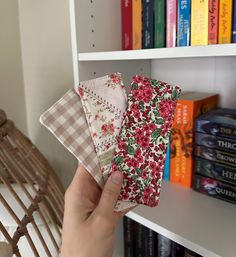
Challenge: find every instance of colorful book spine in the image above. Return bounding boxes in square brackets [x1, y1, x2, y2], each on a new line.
[218, 0, 233, 43]
[164, 143, 170, 181]
[194, 174, 236, 205]
[166, 0, 177, 47]
[208, 0, 219, 44]
[195, 157, 236, 186]
[191, 0, 208, 46]
[171, 93, 218, 188]
[177, 0, 191, 46]
[122, 0, 133, 50]
[233, 0, 236, 42]
[195, 132, 236, 153]
[142, 0, 154, 48]
[195, 145, 236, 168]
[154, 0, 166, 47]
[123, 217, 135, 257]
[132, 0, 142, 49]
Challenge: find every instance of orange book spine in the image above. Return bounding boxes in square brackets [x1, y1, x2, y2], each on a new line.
[132, 0, 142, 49]
[218, 0, 233, 43]
[171, 95, 219, 188]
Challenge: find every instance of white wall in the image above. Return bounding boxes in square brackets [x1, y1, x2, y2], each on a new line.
[0, 0, 27, 134]
[17, 0, 77, 188]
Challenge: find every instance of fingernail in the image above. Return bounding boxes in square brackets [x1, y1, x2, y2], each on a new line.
[111, 171, 123, 185]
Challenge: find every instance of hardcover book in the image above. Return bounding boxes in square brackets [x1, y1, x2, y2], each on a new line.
[208, 0, 219, 44]
[124, 217, 135, 257]
[154, 0, 166, 48]
[177, 0, 191, 46]
[195, 108, 236, 139]
[133, 0, 142, 49]
[158, 234, 172, 257]
[142, 0, 154, 48]
[218, 0, 233, 43]
[135, 222, 146, 257]
[122, 0, 133, 50]
[191, 0, 209, 46]
[145, 228, 157, 257]
[171, 242, 185, 257]
[195, 157, 236, 186]
[195, 145, 236, 168]
[166, 0, 177, 47]
[194, 174, 236, 205]
[195, 132, 236, 154]
[170, 92, 218, 188]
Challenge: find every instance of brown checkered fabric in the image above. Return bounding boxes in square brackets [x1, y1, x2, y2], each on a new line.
[40, 89, 104, 188]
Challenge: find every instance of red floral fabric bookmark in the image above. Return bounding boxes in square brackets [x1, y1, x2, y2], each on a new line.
[111, 75, 181, 208]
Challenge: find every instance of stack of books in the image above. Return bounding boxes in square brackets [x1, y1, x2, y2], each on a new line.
[194, 108, 236, 204]
[122, 0, 236, 50]
[124, 216, 202, 257]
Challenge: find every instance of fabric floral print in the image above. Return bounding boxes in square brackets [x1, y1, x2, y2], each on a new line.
[110, 75, 181, 207]
[75, 73, 127, 179]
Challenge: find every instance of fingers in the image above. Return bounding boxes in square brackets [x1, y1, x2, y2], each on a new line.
[97, 171, 123, 217]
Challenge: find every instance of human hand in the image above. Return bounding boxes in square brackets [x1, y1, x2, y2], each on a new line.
[59, 165, 127, 257]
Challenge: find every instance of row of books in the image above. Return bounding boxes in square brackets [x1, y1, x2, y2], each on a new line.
[124, 216, 202, 257]
[193, 108, 236, 205]
[122, 0, 236, 50]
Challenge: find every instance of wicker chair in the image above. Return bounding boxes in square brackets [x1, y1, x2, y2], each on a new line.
[0, 110, 64, 257]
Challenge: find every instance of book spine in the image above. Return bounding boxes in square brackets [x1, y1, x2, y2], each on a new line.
[122, 0, 133, 50]
[195, 157, 236, 186]
[164, 143, 170, 181]
[184, 248, 199, 257]
[154, 0, 166, 47]
[158, 234, 172, 257]
[135, 222, 146, 257]
[133, 0, 142, 49]
[191, 0, 209, 46]
[142, 0, 154, 48]
[124, 217, 134, 257]
[195, 120, 236, 139]
[177, 0, 191, 46]
[195, 132, 236, 153]
[195, 145, 236, 168]
[194, 174, 236, 205]
[218, 0, 233, 43]
[171, 242, 185, 257]
[208, 0, 219, 44]
[233, 0, 236, 42]
[171, 100, 194, 188]
[145, 228, 157, 257]
[166, 0, 177, 47]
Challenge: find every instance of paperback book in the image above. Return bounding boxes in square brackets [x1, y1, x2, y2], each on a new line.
[122, 0, 133, 50]
[194, 174, 236, 205]
[142, 0, 154, 48]
[195, 157, 236, 186]
[154, 0, 166, 47]
[208, 0, 219, 44]
[195, 108, 236, 139]
[166, 0, 177, 47]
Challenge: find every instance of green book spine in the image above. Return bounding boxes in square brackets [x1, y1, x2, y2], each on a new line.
[154, 0, 166, 48]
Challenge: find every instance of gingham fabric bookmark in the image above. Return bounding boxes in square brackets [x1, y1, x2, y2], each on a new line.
[40, 89, 104, 188]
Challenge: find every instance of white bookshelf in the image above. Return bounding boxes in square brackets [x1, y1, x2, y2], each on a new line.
[79, 44, 236, 61]
[69, 1, 236, 257]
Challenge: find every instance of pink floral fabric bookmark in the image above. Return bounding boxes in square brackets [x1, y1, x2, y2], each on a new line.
[75, 73, 127, 179]
[110, 75, 181, 209]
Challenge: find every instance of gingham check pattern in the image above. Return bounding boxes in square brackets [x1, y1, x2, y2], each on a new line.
[40, 89, 104, 188]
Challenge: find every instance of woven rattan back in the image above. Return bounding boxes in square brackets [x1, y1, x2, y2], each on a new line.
[0, 110, 64, 256]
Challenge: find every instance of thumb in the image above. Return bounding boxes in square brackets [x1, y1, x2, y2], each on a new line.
[97, 171, 123, 215]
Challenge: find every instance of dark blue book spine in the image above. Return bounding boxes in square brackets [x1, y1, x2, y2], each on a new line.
[195, 157, 236, 186]
[142, 0, 154, 48]
[233, 0, 236, 42]
[177, 0, 191, 46]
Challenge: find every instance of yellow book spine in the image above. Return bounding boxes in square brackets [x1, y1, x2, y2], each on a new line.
[132, 0, 142, 49]
[191, 0, 209, 46]
[218, 0, 233, 43]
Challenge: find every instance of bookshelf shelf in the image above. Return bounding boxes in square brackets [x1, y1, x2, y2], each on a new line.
[126, 181, 236, 257]
[78, 44, 236, 61]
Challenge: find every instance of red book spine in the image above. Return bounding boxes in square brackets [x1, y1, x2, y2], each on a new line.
[208, 0, 219, 44]
[122, 0, 133, 50]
